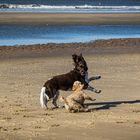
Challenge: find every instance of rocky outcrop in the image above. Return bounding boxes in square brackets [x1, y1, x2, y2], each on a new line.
[0, 4, 10, 8]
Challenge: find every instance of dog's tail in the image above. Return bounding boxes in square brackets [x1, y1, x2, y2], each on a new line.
[40, 87, 49, 109]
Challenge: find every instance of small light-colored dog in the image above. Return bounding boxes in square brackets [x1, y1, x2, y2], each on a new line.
[60, 81, 96, 112]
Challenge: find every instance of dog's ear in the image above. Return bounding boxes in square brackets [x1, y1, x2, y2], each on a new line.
[72, 54, 77, 59]
[77, 53, 84, 62]
[72, 53, 82, 63]
[72, 81, 80, 91]
[72, 54, 78, 63]
[79, 53, 85, 61]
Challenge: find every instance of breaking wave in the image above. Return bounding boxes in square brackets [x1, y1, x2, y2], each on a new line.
[0, 4, 140, 10]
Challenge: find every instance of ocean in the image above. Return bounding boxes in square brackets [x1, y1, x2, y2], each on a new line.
[0, 0, 140, 13]
[0, 0, 140, 46]
[0, 25, 140, 46]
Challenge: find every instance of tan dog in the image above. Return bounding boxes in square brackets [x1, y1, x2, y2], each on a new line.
[60, 81, 96, 112]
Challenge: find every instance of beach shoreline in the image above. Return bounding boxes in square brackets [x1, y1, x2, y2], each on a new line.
[0, 7, 140, 139]
[0, 38, 140, 140]
[0, 12, 140, 25]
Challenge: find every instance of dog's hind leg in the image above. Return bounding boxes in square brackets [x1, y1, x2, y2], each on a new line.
[52, 91, 60, 108]
[40, 87, 49, 109]
[70, 104, 89, 113]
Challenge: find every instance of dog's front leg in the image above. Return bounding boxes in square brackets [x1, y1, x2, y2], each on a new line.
[88, 75, 101, 82]
[87, 85, 101, 94]
[85, 72, 101, 83]
[84, 94, 96, 101]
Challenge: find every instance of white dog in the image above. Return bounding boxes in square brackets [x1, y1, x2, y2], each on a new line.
[60, 81, 96, 112]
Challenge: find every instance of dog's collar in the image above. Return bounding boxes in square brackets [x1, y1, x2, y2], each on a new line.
[73, 69, 86, 77]
[73, 68, 80, 73]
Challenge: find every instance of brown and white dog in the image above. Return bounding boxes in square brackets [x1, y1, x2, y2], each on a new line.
[60, 81, 96, 112]
[40, 54, 101, 109]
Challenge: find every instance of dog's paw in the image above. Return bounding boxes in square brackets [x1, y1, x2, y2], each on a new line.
[95, 90, 101, 94]
[51, 106, 59, 110]
[94, 75, 101, 80]
[58, 105, 65, 109]
[97, 75, 101, 79]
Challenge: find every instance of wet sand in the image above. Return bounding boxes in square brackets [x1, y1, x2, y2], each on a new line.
[0, 13, 140, 25]
[0, 38, 140, 140]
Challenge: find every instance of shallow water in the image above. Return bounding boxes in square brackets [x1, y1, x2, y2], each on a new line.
[0, 8, 140, 13]
[0, 25, 140, 46]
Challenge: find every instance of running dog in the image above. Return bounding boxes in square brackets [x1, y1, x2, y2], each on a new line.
[40, 54, 101, 109]
[60, 81, 96, 112]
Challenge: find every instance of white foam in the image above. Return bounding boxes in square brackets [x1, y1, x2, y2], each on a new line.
[1, 4, 140, 10]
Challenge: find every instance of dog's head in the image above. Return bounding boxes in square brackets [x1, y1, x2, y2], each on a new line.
[72, 53, 88, 76]
[72, 81, 84, 91]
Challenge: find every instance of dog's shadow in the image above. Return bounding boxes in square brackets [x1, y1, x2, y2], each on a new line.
[84, 100, 140, 111]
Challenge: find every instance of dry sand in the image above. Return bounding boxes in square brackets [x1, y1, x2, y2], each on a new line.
[0, 13, 140, 25]
[0, 38, 140, 140]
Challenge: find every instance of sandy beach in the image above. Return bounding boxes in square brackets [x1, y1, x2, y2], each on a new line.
[0, 13, 140, 25]
[0, 38, 140, 140]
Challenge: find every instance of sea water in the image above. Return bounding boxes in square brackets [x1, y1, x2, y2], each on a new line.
[0, 1, 140, 46]
[0, 25, 140, 46]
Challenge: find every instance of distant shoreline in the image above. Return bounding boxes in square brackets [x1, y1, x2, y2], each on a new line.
[0, 12, 140, 25]
[0, 38, 140, 59]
